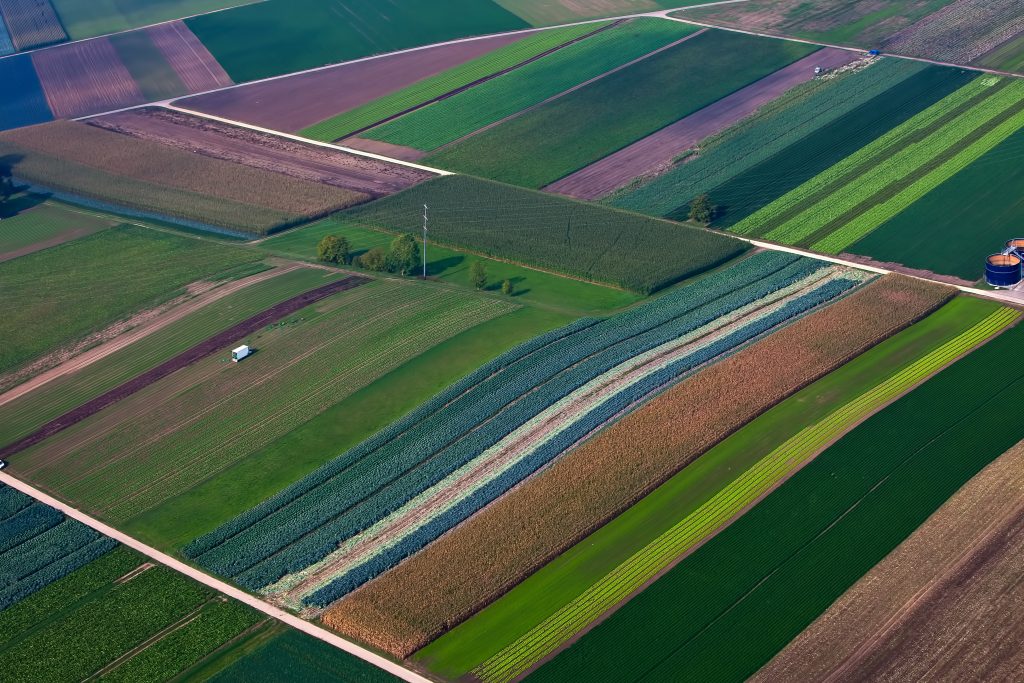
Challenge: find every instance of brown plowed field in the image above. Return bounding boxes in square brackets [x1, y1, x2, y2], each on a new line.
[0, 275, 368, 459]
[146, 21, 233, 93]
[0, 0, 66, 50]
[31, 38, 145, 118]
[175, 32, 531, 132]
[340, 137, 427, 162]
[546, 48, 857, 199]
[754, 439, 1024, 683]
[90, 108, 432, 196]
[324, 275, 954, 658]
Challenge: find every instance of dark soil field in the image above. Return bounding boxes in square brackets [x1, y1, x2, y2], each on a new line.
[0, 276, 367, 459]
[31, 38, 146, 118]
[145, 21, 233, 93]
[91, 108, 433, 197]
[176, 32, 527, 133]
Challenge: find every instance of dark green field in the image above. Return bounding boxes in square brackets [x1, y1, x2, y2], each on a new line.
[532, 320, 1024, 683]
[109, 30, 187, 101]
[338, 175, 747, 294]
[850, 126, 1024, 281]
[186, 0, 529, 83]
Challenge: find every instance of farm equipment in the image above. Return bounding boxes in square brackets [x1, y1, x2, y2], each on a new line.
[231, 345, 250, 362]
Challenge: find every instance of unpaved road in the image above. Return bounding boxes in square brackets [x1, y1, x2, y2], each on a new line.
[546, 47, 856, 199]
[0, 472, 433, 683]
[90, 108, 432, 196]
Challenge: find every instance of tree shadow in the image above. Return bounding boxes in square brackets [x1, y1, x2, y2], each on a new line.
[427, 255, 465, 277]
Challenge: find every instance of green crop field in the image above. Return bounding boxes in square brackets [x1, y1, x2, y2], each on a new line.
[50, 0, 254, 40]
[339, 176, 746, 294]
[0, 198, 116, 260]
[300, 23, 604, 142]
[0, 267, 338, 448]
[185, 0, 529, 83]
[532, 312, 1024, 683]
[362, 19, 697, 151]
[850, 126, 1024, 281]
[260, 218, 640, 313]
[0, 224, 260, 376]
[418, 295, 1006, 681]
[108, 29, 187, 101]
[426, 30, 817, 188]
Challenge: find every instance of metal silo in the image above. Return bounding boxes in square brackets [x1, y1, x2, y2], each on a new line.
[1006, 239, 1024, 258]
[986, 253, 1022, 288]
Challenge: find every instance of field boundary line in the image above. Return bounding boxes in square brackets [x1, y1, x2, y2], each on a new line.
[0, 472, 436, 683]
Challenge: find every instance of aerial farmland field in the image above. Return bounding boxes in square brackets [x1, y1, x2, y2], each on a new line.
[3, 1, 1024, 681]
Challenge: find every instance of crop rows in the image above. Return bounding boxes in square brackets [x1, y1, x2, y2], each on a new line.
[883, 0, 1024, 66]
[0, 503, 62, 554]
[0, 0, 66, 50]
[187, 253, 813, 581]
[472, 305, 1019, 683]
[609, 58, 926, 217]
[364, 18, 695, 151]
[300, 22, 604, 141]
[326, 276, 953, 660]
[279, 270, 864, 608]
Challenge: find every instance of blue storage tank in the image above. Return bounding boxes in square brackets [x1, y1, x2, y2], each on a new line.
[986, 253, 1022, 288]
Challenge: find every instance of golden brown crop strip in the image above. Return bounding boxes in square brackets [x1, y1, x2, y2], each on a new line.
[322, 275, 954, 657]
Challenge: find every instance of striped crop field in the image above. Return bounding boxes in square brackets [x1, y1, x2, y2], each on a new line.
[733, 76, 1024, 257]
[470, 300, 1018, 683]
[299, 22, 606, 142]
[184, 252, 871, 611]
[360, 18, 697, 152]
[14, 279, 516, 523]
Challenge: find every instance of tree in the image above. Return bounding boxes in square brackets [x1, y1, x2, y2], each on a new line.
[470, 260, 487, 290]
[360, 247, 387, 272]
[316, 234, 350, 264]
[688, 193, 715, 225]
[0, 165, 14, 213]
[389, 233, 418, 275]
[501, 279, 514, 296]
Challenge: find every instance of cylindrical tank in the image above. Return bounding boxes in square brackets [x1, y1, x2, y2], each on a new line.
[986, 253, 1022, 288]
[1006, 239, 1024, 258]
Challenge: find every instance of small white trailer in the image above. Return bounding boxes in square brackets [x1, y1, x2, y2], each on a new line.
[231, 345, 250, 362]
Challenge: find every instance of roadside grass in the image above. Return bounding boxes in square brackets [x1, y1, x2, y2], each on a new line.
[0, 199, 117, 259]
[426, 30, 817, 188]
[124, 305, 570, 550]
[259, 218, 641, 314]
[532, 311, 1024, 683]
[0, 224, 260, 376]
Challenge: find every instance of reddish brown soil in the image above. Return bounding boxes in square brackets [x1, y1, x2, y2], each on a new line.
[838, 252, 976, 287]
[31, 38, 145, 118]
[546, 48, 857, 199]
[339, 137, 427, 162]
[90, 108, 432, 196]
[175, 32, 531, 132]
[146, 20, 233, 93]
[0, 275, 368, 459]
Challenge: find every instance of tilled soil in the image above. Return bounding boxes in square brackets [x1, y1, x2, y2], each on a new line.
[0, 275, 368, 460]
[90, 108, 433, 196]
[146, 20, 232, 93]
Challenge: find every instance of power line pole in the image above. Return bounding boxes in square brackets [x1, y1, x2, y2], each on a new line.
[422, 204, 428, 279]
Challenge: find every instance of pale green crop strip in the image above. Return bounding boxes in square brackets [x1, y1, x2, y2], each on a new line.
[730, 75, 995, 237]
[814, 103, 1024, 253]
[473, 306, 1019, 683]
[762, 78, 1024, 245]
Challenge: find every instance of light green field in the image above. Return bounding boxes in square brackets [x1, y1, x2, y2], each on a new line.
[0, 199, 116, 260]
[51, 0, 259, 40]
[259, 218, 641, 314]
[417, 295, 1007, 680]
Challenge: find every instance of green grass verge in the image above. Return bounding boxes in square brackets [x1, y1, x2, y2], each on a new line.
[416, 295, 1006, 680]
[363, 18, 695, 151]
[0, 199, 116, 257]
[0, 224, 260, 376]
[259, 218, 641, 314]
[532, 309, 1024, 683]
[299, 23, 603, 142]
[426, 30, 817, 188]
[123, 305, 570, 550]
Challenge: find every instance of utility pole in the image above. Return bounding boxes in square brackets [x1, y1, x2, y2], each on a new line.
[422, 203, 428, 279]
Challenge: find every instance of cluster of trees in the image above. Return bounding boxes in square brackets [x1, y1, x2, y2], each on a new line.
[0, 165, 14, 211]
[688, 193, 715, 225]
[317, 232, 514, 295]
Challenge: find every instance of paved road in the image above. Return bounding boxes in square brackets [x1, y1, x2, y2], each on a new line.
[0, 472, 435, 683]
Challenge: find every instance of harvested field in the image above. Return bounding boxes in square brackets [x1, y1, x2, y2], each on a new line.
[0, 121, 368, 233]
[755, 438, 1024, 682]
[325, 275, 953, 660]
[0, 0, 66, 50]
[547, 47, 857, 200]
[883, 0, 1024, 68]
[340, 175, 746, 295]
[0, 53, 52, 130]
[0, 276, 367, 459]
[178, 32, 528, 133]
[0, 200, 115, 262]
[91, 108, 433, 197]
[145, 21, 232, 92]
[31, 37, 145, 118]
